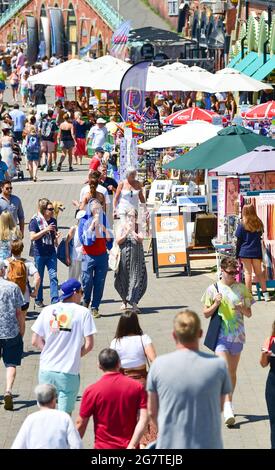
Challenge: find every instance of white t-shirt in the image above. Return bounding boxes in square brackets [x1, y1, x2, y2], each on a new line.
[88, 125, 108, 148]
[31, 302, 96, 374]
[110, 334, 152, 368]
[79, 183, 110, 206]
[11, 409, 83, 449]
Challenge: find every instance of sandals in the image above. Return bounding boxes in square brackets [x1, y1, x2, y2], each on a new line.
[4, 391, 13, 411]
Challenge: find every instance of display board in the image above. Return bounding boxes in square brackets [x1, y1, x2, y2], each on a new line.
[151, 208, 191, 278]
[147, 180, 173, 203]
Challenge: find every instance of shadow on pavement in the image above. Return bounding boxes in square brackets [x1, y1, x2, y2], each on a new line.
[13, 400, 37, 411]
[22, 350, 40, 358]
[141, 305, 187, 315]
[232, 414, 269, 428]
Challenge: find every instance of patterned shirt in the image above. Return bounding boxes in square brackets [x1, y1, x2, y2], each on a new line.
[201, 281, 254, 344]
[0, 277, 25, 339]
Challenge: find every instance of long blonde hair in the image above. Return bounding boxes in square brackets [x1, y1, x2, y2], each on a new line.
[242, 204, 264, 233]
[0, 211, 21, 241]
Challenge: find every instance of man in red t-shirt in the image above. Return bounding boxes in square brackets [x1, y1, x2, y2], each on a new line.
[55, 85, 66, 103]
[76, 348, 148, 449]
[89, 147, 104, 172]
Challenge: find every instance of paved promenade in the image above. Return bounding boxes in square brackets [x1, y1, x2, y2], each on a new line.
[0, 163, 273, 449]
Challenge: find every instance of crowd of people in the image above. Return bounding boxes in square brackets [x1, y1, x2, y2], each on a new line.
[0, 47, 274, 452]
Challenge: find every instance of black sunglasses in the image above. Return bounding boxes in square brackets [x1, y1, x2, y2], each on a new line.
[224, 270, 238, 275]
[47, 207, 54, 211]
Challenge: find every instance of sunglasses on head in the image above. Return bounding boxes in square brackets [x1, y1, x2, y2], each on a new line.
[224, 270, 238, 275]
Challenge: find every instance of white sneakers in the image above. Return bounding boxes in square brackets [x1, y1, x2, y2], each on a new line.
[263, 292, 271, 302]
[223, 401, 235, 426]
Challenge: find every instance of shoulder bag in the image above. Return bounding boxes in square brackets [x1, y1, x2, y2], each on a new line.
[108, 242, 121, 272]
[203, 283, 222, 352]
[57, 238, 73, 266]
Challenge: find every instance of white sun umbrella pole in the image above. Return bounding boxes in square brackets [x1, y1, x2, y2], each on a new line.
[212, 67, 273, 92]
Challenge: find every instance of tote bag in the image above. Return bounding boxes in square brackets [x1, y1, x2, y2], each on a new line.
[57, 238, 73, 266]
[204, 283, 222, 352]
[108, 242, 121, 272]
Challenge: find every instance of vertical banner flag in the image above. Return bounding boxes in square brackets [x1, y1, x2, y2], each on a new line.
[26, 16, 39, 65]
[120, 61, 150, 122]
[111, 20, 132, 59]
[49, 8, 65, 58]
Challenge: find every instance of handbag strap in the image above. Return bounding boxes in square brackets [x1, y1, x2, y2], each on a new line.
[140, 335, 150, 369]
[214, 282, 219, 294]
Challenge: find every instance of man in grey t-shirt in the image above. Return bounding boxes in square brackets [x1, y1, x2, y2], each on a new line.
[147, 310, 232, 449]
[0, 181, 25, 236]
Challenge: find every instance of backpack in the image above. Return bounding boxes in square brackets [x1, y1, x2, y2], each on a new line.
[27, 134, 40, 153]
[78, 205, 113, 250]
[7, 258, 27, 294]
[41, 119, 54, 139]
[78, 205, 97, 247]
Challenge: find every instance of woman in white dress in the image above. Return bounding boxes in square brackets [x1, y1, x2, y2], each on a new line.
[113, 167, 145, 224]
[0, 128, 15, 177]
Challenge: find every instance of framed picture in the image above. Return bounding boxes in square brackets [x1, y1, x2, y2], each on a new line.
[225, 177, 239, 216]
[209, 194, 218, 212]
[148, 180, 173, 203]
[250, 173, 266, 191]
[265, 172, 275, 190]
[209, 177, 219, 194]
[155, 192, 165, 202]
[239, 175, 250, 194]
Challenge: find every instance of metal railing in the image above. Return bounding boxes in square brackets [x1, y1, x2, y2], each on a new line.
[0, 0, 30, 28]
[84, 0, 124, 31]
[0, 0, 124, 31]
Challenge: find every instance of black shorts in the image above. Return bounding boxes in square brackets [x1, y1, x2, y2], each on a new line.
[0, 334, 23, 367]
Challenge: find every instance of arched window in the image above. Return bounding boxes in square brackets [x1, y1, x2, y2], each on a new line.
[80, 19, 89, 47]
[97, 34, 103, 57]
[19, 21, 26, 40]
[67, 2, 78, 56]
[40, 3, 47, 17]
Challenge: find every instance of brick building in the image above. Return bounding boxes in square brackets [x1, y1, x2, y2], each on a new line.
[0, 0, 118, 58]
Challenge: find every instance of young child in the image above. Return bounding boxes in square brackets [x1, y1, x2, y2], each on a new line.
[5, 239, 40, 316]
[65, 210, 84, 281]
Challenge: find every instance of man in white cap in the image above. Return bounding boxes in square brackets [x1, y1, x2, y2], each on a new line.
[31, 278, 96, 415]
[87, 117, 108, 152]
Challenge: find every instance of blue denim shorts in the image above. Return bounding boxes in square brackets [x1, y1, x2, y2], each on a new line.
[39, 370, 80, 414]
[215, 338, 243, 355]
[0, 333, 23, 367]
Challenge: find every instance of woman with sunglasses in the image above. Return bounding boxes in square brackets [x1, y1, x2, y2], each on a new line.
[29, 198, 60, 307]
[201, 256, 254, 427]
[236, 204, 269, 301]
[113, 168, 145, 224]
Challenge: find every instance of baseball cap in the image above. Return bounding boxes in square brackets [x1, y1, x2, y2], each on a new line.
[96, 118, 106, 124]
[59, 279, 81, 301]
[95, 146, 104, 153]
[158, 94, 165, 100]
